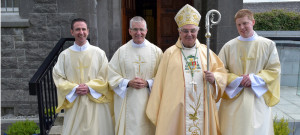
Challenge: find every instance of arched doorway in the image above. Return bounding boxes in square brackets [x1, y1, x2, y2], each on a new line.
[122, 0, 193, 51]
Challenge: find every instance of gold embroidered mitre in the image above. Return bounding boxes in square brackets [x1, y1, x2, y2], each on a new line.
[175, 4, 201, 28]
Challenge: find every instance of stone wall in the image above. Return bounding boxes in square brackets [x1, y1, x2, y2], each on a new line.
[244, 2, 300, 13]
[1, 0, 122, 116]
[257, 31, 300, 87]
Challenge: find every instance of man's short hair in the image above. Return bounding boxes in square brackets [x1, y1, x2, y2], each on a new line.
[234, 9, 254, 21]
[129, 16, 147, 29]
[71, 18, 88, 30]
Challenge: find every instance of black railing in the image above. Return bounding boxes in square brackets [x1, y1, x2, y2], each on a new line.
[29, 38, 75, 135]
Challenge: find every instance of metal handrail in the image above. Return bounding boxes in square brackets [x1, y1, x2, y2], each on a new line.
[29, 38, 75, 135]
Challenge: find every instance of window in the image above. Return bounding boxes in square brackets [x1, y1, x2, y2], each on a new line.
[1, 0, 19, 13]
[1, 0, 29, 28]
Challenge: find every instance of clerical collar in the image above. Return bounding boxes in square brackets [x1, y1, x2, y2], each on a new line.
[70, 40, 90, 52]
[181, 42, 196, 50]
[131, 40, 146, 48]
[238, 31, 258, 41]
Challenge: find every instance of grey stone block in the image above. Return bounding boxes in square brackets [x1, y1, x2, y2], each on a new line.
[1, 28, 23, 35]
[23, 26, 60, 41]
[280, 47, 300, 62]
[29, 13, 47, 27]
[17, 56, 26, 62]
[1, 49, 17, 57]
[46, 13, 75, 27]
[38, 41, 56, 50]
[1, 36, 15, 49]
[12, 69, 32, 78]
[1, 79, 27, 90]
[13, 35, 24, 41]
[281, 75, 298, 87]
[18, 61, 43, 69]
[33, 4, 57, 13]
[281, 61, 299, 75]
[1, 57, 18, 69]
[15, 41, 39, 49]
[1, 69, 13, 78]
[25, 49, 49, 61]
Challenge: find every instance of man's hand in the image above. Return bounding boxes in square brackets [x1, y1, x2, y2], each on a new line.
[240, 74, 251, 87]
[204, 71, 215, 84]
[75, 83, 90, 96]
[128, 77, 148, 89]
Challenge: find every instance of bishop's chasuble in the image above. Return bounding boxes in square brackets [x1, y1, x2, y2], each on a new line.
[108, 39, 163, 135]
[146, 39, 227, 135]
[218, 34, 281, 135]
[53, 42, 114, 135]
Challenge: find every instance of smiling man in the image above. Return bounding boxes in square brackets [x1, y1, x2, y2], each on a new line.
[218, 9, 281, 135]
[108, 16, 163, 135]
[146, 4, 227, 135]
[53, 18, 114, 135]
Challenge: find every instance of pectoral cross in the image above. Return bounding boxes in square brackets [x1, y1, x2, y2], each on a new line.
[133, 56, 146, 75]
[77, 61, 89, 83]
[240, 55, 255, 73]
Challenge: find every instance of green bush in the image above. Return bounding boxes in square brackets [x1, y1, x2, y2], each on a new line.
[273, 116, 290, 135]
[254, 9, 300, 31]
[5, 120, 40, 135]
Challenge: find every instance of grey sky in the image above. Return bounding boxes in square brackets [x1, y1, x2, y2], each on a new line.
[244, 0, 300, 3]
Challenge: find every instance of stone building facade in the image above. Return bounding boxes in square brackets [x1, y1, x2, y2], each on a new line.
[1, 0, 241, 116]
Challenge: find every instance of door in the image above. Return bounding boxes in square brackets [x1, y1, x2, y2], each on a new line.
[122, 0, 136, 44]
[157, 0, 193, 51]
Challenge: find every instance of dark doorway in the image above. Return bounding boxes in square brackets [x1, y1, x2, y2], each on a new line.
[122, 0, 193, 51]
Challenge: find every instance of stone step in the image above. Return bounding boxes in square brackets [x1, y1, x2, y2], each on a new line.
[48, 125, 62, 135]
[49, 113, 64, 135]
[54, 113, 64, 126]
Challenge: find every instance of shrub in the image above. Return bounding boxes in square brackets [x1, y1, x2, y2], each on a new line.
[273, 116, 291, 135]
[254, 9, 300, 31]
[5, 120, 40, 135]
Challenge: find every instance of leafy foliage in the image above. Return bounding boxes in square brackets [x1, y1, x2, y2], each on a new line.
[5, 120, 40, 135]
[273, 116, 291, 135]
[254, 9, 300, 31]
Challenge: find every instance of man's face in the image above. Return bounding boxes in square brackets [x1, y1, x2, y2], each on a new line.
[179, 24, 199, 48]
[129, 21, 148, 44]
[71, 21, 89, 46]
[235, 16, 255, 38]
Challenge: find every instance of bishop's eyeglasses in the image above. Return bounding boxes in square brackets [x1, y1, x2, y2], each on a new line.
[130, 28, 146, 32]
[179, 27, 199, 34]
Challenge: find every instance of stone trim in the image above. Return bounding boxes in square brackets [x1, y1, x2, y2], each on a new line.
[1, 13, 29, 28]
[256, 31, 300, 37]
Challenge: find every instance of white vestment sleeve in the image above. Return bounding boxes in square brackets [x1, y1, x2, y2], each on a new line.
[249, 73, 268, 97]
[147, 79, 154, 93]
[66, 85, 79, 103]
[225, 77, 244, 99]
[114, 79, 129, 99]
[213, 81, 218, 99]
[89, 87, 102, 99]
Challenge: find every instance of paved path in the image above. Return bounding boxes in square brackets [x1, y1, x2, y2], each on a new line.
[272, 86, 300, 135]
[273, 86, 300, 122]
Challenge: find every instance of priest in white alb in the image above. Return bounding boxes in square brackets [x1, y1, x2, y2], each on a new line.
[108, 16, 163, 135]
[218, 9, 281, 135]
[146, 4, 227, 135]
[53, 18, 114, 135]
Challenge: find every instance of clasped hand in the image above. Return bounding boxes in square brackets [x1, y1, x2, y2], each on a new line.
[128, 77, 148, 89]
[240, 74, 251, 87]
[75, 83, 90, 96]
